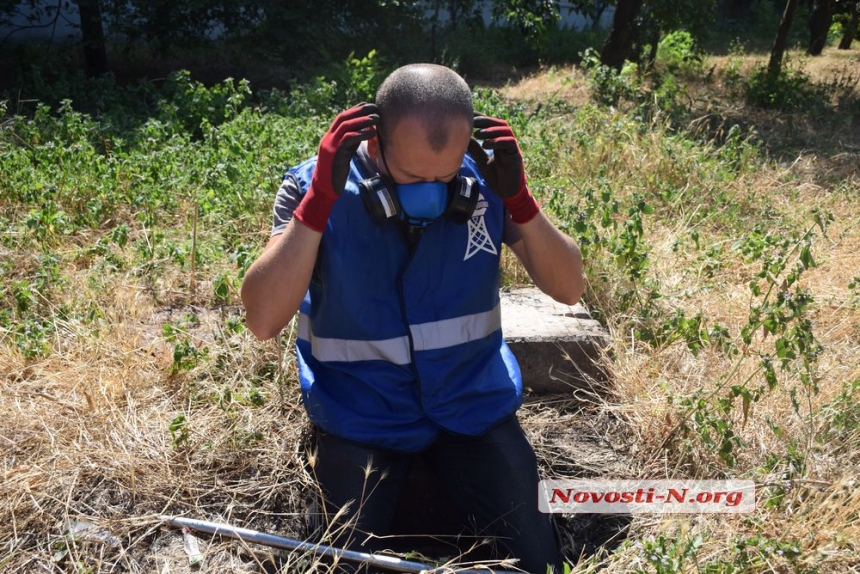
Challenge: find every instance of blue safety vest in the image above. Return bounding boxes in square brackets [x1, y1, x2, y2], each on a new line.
[288, 152, 522, 452]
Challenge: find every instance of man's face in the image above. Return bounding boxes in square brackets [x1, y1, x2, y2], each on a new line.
[375, 115, 472, 185]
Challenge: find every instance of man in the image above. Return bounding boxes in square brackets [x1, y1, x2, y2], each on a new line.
[241, 63, 583, 573]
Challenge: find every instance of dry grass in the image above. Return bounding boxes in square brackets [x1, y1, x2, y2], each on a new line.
[0, 285, 313, 571]
[569, 49, 858, 571]
[501, 46, 860, 571]
[499, 64, 593, 108]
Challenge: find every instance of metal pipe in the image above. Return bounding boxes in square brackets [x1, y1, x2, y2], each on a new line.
[162, 515, 521, 574]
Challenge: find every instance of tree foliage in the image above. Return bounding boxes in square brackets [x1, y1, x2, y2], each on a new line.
[2, 0, 840, 90]
[599, 0, 717, 70]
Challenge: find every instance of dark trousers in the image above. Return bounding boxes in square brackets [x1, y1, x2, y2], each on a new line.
[312, 416, 563, 574]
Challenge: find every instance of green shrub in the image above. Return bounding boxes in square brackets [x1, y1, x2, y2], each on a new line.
[322, 50, 387, 106]
[580, 47, 642, 106]
[744, 61, 822, 111]
[657, 30, 704, 76]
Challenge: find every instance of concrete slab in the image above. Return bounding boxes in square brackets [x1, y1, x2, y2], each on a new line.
[501, 288, 611, 395]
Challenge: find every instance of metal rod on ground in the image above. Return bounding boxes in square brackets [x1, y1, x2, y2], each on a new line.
[162, 515, 521, 574]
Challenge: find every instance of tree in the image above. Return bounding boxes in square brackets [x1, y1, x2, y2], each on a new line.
[600, 0, 643, 70]
[808, 0, 833, 54]
[597, 0, 716, 70]
[492, 0, 561, 46]
[428, 0, 484, 60]
[768, 0, 800, 78]
[0, 1, 108, 76]
[837, 0, 859, 48]
[2, 0, 429, 79]
[75, 0, 108, 77]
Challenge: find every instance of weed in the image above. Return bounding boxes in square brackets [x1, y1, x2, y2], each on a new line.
[324, 50, 386, 105]
[744, 59, 822, 111]
[581, 48, 642, 107]
[169, 413, 190, 447]
[732, 533, 802, 568]
[157, 71, 252, 138]
[722, 38, 748, 97]
[849, 276, 860, 308]
[212, 271, 237, 304]
[633, 533, 703, 574]
[656, 31, 705, 77]
[819, 378, 860, 457]
[163, 318, 209, 374]
[642, 211, 828, 471]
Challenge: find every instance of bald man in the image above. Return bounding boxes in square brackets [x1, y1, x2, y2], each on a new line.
[242, 64, 583, 573]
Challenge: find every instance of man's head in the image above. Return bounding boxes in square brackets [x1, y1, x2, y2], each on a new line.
[369, 64, 473, 184]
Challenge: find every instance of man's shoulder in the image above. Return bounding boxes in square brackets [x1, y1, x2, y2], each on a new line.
[288, 155, 319, 174]
[284, 156, 319, 190]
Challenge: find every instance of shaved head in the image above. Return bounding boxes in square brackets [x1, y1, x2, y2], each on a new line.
[375, 64, 473, 152]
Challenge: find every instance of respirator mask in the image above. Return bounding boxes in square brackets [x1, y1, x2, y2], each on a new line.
[359, 135, 478, 228]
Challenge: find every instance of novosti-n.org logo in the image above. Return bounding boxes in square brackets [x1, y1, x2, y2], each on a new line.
[539, 480, 755, 513]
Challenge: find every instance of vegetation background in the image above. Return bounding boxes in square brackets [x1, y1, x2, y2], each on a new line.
[1, 0, 859, 572]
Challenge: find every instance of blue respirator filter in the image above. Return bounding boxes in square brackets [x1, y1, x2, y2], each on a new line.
[396, 181, 448, 225]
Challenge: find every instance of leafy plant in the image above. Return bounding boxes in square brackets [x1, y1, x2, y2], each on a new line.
[169, 413, 190, 447]
[581, 47, 642, 106]
[744, 60, 822, 111]
[667, 218, 826, 468]
[634, 533, 703, 574]
[163, 318, 208, 374]
[656, 30, 704, 76]
[324, 50, 386, 105]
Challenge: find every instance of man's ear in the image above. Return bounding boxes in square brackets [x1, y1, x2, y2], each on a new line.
[367, 135, 380, 160]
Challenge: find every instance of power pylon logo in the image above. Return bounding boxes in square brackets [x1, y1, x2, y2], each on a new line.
[464, 194, 497, 260]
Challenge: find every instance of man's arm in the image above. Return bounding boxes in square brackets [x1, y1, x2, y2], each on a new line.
[241, 103, 379, 340]
[241, 221, 321, 340]
[471, 116, 585, 306]
[507, 213, 584, 305]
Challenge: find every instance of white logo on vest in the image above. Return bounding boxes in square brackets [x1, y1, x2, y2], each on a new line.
[464, 193, 498, 260]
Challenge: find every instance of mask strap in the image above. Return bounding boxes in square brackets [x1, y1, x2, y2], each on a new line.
[376, 132, 397, 183]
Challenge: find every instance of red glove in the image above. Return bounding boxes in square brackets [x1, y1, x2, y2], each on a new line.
[469, 115, 540, 224]
[294, 103, 379, 232]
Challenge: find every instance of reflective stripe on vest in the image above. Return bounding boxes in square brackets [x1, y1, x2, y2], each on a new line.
[298, 303, 501, 364]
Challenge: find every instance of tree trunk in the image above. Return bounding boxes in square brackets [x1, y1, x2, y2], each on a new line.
[75, 0, 108, 77]
[152, 0, 174, 57]
[808, 0, 833, 54]
[600, 0, 643, 70]
[838, 0, 858, 49]
[448, 0, 458, 31]
[768, 0, 800, 78]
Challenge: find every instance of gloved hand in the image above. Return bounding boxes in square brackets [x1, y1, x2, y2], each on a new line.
[294, 103, 379, 232]
[469, 115, 540, 224]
